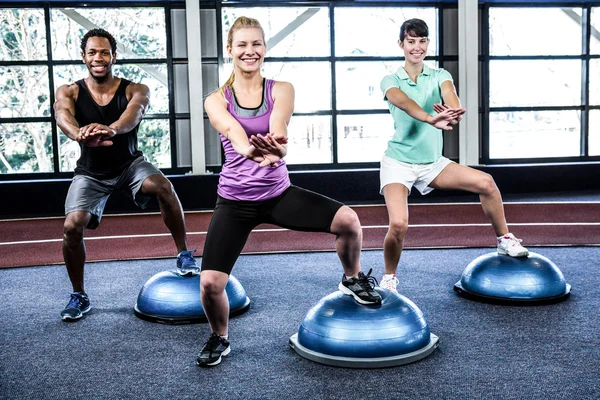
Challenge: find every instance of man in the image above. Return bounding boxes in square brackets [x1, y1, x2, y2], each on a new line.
[53, 28, 198, 321]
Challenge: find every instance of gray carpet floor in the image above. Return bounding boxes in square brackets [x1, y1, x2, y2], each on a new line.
[1, 247, 598, 400]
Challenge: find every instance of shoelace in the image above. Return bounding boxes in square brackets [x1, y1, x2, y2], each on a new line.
[66, 293, 84, 309]
[508, 237, 523, 246]
[357, 268, 379, 289]
[382, 275, 399, 286]
[203, 333, 225, 353]
[180, 249, 198, 266]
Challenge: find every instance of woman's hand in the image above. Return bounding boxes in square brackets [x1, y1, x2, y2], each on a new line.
[248, 133, 288, 167]
[433, 104, 466, 126]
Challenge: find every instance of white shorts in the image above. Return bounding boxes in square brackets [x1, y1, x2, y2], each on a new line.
[380, 155, 454, 195]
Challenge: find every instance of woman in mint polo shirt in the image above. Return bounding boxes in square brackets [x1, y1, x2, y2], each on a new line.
[378, 18, 529, 292]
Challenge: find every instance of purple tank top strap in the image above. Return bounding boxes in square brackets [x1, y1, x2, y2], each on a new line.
[223, 86, 235, 114]
[265, 79, 275, 110]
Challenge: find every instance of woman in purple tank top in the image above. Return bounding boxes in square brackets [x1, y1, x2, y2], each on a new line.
[196, 16, 382, 368]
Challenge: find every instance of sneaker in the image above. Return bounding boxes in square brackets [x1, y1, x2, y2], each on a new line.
[177, 249, 200, 276]
[60, 292, 91, 321]
[380, 274, 399, 292]
[196, 333, 231, 367]
[497, 233, 529, 257]
[338, 268, 382, 305]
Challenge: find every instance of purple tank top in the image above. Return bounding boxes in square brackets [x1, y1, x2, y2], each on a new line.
[217, 79, 291, 201]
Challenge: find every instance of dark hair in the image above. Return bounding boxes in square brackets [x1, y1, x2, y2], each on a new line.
[80, 28, 117, 54]
[399, 19, 429, 41]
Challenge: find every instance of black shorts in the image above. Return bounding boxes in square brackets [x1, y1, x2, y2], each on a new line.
[201, 185, 344, 274]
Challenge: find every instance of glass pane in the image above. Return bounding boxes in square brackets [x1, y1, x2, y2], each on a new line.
[489, 8, 582, 56]
[175, 119, 191, 168]
[0, 122, 53, 173]
[51, 8, 167, 60]
[489, 60, 581, 107]
[592, 8, 600, 54]
[590, 59, 600, 106]
[53, 64, 88, 93]
[0, 9, 47, 61]
[139, 119, 171, 168]
[336, 61, 438, 110]
[589, 110, 600, 156]
[489, 111, 581, 159]
[114, 64, 169, 114]
[0, 66, 50, 118]
[221, 7, 330, 57]
[262, 62, 330, 112]
[335, 8, 437, 57]
[204, 118, 222, 167]
[171, 9, 188, 59]
[286, 115, 332, 164]
[337, 114, 393, 163]
[58, 130, 79, 172]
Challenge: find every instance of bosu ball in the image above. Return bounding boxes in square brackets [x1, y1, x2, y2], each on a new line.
[289, 288, 439, 368]
[134, 271, 250, 323]
[454, 252, 571, 305]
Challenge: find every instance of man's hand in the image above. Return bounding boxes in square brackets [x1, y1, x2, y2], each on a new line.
[78, 123, 117, 141]
[77, 124, 116, 147]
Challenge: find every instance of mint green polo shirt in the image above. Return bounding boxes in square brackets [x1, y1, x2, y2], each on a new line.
[380, 65, 453, 164]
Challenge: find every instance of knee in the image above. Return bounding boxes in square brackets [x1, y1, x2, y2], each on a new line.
[478, 173, 499, 196]
[332, 206, 361, 237]
[200, 273, 227, 296]
[388, 219, 409, 240]
[154, 179, 175, 200]
[63, 219, 85, 246]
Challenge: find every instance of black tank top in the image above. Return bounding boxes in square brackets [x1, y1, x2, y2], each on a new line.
[74, 78, 142, 179]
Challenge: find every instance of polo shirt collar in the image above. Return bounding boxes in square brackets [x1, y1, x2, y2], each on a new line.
[396, 64, 432, 81]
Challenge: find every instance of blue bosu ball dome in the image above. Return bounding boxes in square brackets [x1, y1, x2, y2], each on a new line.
[454, 252, 571, 305]
[134, 271, 250, 323]
[289, 289, 439, 368]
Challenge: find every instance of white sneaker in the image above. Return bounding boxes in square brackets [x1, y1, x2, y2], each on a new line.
[380, 274, 399, 292]
[497, 233, 529, 257]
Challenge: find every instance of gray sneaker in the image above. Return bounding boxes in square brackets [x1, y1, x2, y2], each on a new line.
[196, 333, 231, 367]
[338, 268, 382, 305]
[60, 292, 91, 321]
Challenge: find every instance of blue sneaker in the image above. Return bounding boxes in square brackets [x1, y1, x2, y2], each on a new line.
[61, 292, 91, 321]
[177, 249, 200, 276]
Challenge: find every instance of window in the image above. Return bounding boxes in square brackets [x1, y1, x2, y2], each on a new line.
[485, 6, 597, 162]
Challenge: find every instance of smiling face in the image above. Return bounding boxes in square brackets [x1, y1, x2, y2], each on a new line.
[227, 27, 266, 74]
[399, 34, 429, 64]
[82, 36, 116, 83]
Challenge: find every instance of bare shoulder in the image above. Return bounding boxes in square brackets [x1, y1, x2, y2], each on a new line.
[273, 80, 294, 94]
[204, 90, 227, 108]
[126, 81, 150, 98]
[56, 82, 79, 100]
[272, 81, 295, 103]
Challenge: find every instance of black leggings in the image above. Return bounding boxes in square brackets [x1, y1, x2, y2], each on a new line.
[201, 185, 344, 274]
